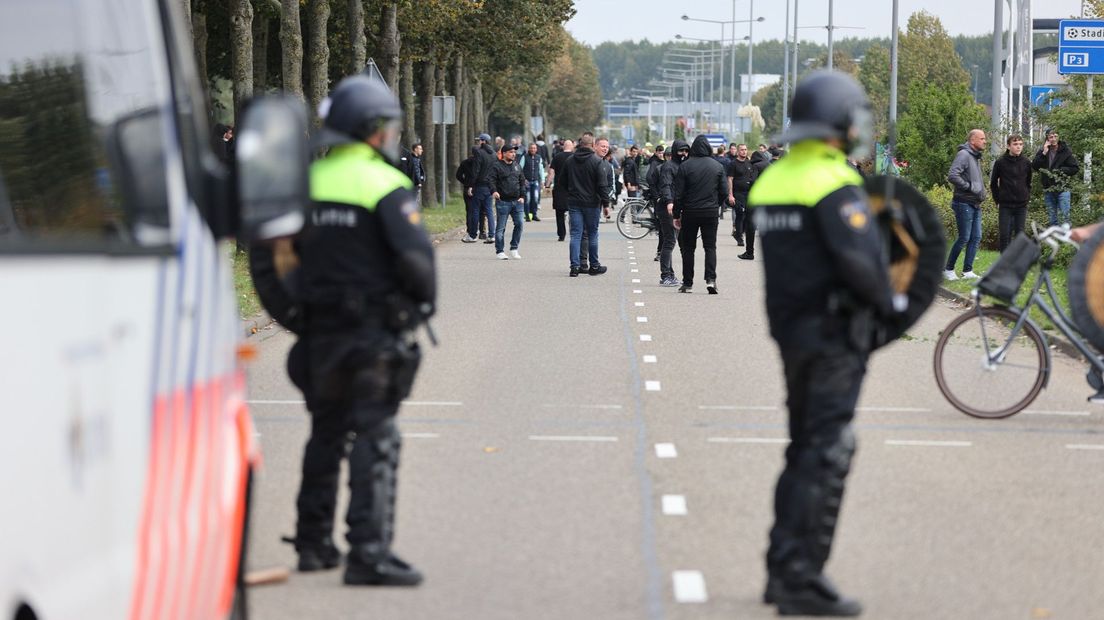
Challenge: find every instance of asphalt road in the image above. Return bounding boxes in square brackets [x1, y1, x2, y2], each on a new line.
[244, 207, 1104, 619]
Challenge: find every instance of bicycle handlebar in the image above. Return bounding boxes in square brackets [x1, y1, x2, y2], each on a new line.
[1032, 222, 1079, 251]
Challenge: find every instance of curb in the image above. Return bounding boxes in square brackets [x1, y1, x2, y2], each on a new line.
[936, 285, 1084, 362]
[430, 224, 467, 246]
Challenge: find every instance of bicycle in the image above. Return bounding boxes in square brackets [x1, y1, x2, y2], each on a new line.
[616, 196, 657, 240]
[933, 225, 1104, 419]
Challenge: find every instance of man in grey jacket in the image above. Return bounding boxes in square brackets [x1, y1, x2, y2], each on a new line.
[944, 129, 987, 281]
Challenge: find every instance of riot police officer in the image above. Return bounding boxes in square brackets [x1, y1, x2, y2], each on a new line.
[748, 71, 894, 616]
[284, 75, 436, 587]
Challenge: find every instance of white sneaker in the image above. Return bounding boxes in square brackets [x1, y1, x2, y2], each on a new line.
[943, 270, 959, 281]
[461, 235, 477, 243]
[496, 252, 509, 260]
[510, 250, 521, 259]
[961, 271, 980, 279]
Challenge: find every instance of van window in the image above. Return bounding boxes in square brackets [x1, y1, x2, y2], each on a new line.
[0, 0, 173, 251]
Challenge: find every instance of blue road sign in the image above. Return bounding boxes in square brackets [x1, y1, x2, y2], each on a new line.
[1058, 19, 1104, 74]
[701, 133, 727, 150]
[1029, 86, 1064, 111]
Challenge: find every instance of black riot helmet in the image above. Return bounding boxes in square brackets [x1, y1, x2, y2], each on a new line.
[778, 70, 873, 159]
[313, 75, 403, 162]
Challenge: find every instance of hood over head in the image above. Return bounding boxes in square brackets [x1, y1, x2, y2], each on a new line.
[750, 150, 769, 164]
[689, 135, 713, 157]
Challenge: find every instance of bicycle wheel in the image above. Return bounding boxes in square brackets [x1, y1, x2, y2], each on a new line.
[933, 306, 1048, 418]
[617, 203, 654, 240]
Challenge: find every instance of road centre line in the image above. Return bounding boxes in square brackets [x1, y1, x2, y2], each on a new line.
[528, 435, 619, 442]
[633, 279, 641, 283]
[634, 289, 643, 294]
[645, 381, 662, 391]
[655, 443, 678, 458]
[672, 570, 708, 603]
[643, 355, 657, 363]
[1066, 444, 1104, 450]
[856, 406, 931, 412]
[662, 495, 688, 516]
[698, 405, 778, 411]
[632, 269, 640, 273]
[401, 433, 439, 439]
[247, 399, 305, 405]
[885, 439, 972, 447]
[250, 399, 464, 407]
[635, 302, 645, 307]
[637, 316, 648, 322]
[541, 403, 623, 410]
[707, 437, 789, 444]
[640, 334, 652, 341]
[1023, 409, 1091, 416]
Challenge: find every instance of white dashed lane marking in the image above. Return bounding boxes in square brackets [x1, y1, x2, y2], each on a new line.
[697, 405, 778, 411]
[643, 355, 657, 363]
[1023, 409, 1091, 417]
[528, 435, 619, 443]
[672, 571, 708, 603]
[645, 381, 662, 391]
[632, 278, 641, 283]
[540, 403, 623, 410]
[633, 289, 643, 294]
[248, 399, 464, 407]
[1066, 444, 1104, 450]
[708, 437, 789, 445]
[401, 433, 440, 439]
[655, 443, 678, 458]
[637, 316, 648, 323]
[662, 495, 688, 516]
[640, 334, 652, 341]
[631, 269, 639, 273]
[885, 440, 972, 447]
[635, 302, 645, 307]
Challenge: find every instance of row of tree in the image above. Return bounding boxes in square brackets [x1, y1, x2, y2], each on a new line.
[189, 0, 601, 207]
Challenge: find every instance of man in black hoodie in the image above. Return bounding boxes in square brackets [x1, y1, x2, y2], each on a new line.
[655, 140, 687, 286]
[739, 148, 773, 260]
[546, 138, 574, 241]
[673, 135, 729, 294]
[456, 146, 480, 243]
[563, 134, 613, 277]
[990, 135, 1033, 252]
[1032, 128, 1079, 227]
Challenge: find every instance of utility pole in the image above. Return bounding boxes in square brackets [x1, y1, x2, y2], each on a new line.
[747, 0, 755, 104]
[890, 0, 899, 149]
[782, 0, 791, 128]
[828, 0, 834, 70]
[792, 0, 800, 94]
[992, 0, 1004, 153]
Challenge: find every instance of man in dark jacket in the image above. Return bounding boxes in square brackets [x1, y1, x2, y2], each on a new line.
[456, 146, 479, 243]
[520, 143, 545, 222]
[623, 145, 642, 197]
[563, 134, 613, 277]
[739, 149, 774, 260]
[398, 144, 426, 206]
[546, 138, 574, 241]
[1032, 128, 1079, 227]
[728, 143, 756, 246]
[990, 134, 1032, 252]
[467, 133, 499, 244]
[944, 129, 987, 280]
[673, 135, 728, 294]
[489, 144, 527, 259]
[655, 139, 688, 286]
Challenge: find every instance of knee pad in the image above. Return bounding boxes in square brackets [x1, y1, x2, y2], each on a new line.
[818, 425, 856, 477]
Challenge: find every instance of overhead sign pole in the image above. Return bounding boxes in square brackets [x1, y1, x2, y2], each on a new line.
[432, 96, 456, 208]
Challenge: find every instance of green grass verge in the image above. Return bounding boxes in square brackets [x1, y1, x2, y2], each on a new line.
[942, 248, 1070, 332]
[232, 247, 262, 319]
[422, 193, 467, 235]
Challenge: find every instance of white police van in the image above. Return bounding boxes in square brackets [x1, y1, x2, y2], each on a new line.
[0, 1, 307, 618]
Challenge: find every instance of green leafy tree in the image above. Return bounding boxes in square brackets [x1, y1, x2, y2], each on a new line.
[545, 37, 601, 136]
[858, 44, 891, 140]
[752, 81, 782, 138]
[896, 82, 988, 191]
[898, 11, 970, 113]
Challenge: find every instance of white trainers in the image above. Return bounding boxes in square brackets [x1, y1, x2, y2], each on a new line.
[496, 252, 508, 260]
[943, 270, 959, 281]
[961, 271, 980, 279]
[461, 235, 477, 243]
[510, 250, 521, 259]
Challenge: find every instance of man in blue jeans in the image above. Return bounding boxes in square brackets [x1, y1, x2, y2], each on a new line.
[489, 143, 527, 259]
[563, 134, 613, 277]
[1032, 128, 1079, 227]
[519, 143, 545, 221]
[464, 133, 498, 244]
[944, 129, 987, 281]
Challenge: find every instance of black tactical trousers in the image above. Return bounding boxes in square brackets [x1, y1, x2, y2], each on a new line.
[657, 204, 678, 280]
[288, 327, 407, 557]
[767, 330, 867, 584]
[732, 192, 748, 237]
[679, 210, 718, 287]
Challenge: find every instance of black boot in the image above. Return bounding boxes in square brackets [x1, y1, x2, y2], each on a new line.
[774, 574, 862, 617]
[738, 251, 754, 260]
[343, 421, 423, 587]
[281, 536, 342, 572]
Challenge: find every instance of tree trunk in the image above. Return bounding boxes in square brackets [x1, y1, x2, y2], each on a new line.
[401, 58, 416, 147]
[472, 75, 485, 136]
[379, 2, 401, 90]
[181, 0, 192, 38]
[252, 12, 269, 95]
[230, 0, 254, 120]
[307, 0, 330, 125]
[458, 66, 469, 173]
[434, 61, 447, 203]
[449, 54, 464, 194]
[347, 0, 366, 75]
[279, 0, 304, 98]
[417, 59, 438, 208]
[193, 2, 209, 93]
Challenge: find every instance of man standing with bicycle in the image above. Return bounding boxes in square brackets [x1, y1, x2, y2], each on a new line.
[749, 71, 894, 617]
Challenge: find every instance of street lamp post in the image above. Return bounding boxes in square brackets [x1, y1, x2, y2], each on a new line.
[682, 9, 765, 135]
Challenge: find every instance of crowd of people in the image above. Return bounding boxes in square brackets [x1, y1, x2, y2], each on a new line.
[943, 126, 1081, 281]
[453, 129, 797, 291]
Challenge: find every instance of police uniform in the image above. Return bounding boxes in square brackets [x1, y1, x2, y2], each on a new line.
[748, 71, 892, 617]
[287, 76, 435, 587]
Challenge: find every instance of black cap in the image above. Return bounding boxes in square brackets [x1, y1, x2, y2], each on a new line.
[312, 75, 402, 149]
[499, 144, 518, 153]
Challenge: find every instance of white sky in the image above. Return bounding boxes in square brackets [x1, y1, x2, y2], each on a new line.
[567, 0, 1089, 46]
